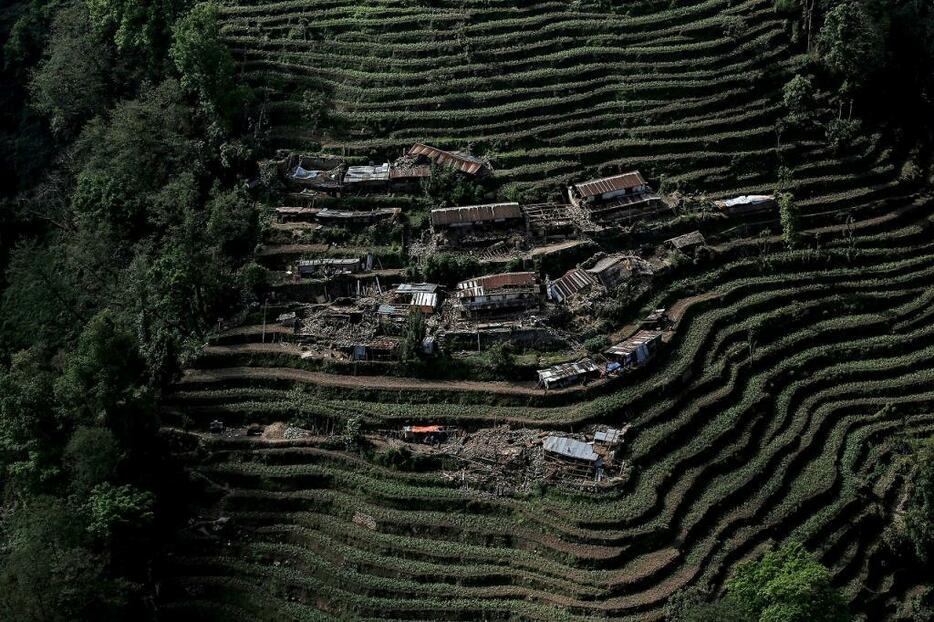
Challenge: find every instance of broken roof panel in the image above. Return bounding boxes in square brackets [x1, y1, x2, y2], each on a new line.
[343, 163, 390, 184]
[396, 283, 440, 295]
[605, 330, 663, 357]
[408, 143, 487, 175]
[594, 428, 622, 444]
[666, 230, 706, 249]
[410, 292, 438, 309]
[457, 272, 536, 292]
[543, 436, 599, 461]
[573, 171, 648, 198]
[430, 202, 522, 227]
[715, 194, 775, 208]
[537, 359, 599, 383]
[548, 268, 599, 302]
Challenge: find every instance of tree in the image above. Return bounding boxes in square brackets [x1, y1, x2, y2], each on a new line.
[899, 438, 934, 562]
[727, 541, 851, 622]
[400, 311, 426, 362]
[779, 192, 801, 249]
[63, 426, 121, 495]
[30, 3, 110, 137]
[170, 2, 251, 127]
[584, 335, 610, 354]
[84, 482, 155, 541]
[674, 542, 850, 622]
[0, 348, 62, 493]
[86, 0, 189, 69]
[0, 496, 128, 622]
[782, 74, 816, 129]
[817, 1, 885, 92]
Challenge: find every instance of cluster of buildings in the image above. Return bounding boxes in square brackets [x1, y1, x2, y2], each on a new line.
[266, 142, 779, 380]
[536, 326, 664, 390]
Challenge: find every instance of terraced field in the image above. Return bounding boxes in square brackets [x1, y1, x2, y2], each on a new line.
[220, 0, 908, 212]
[149, 0, 934, 619]
[160, 184, 934, 619]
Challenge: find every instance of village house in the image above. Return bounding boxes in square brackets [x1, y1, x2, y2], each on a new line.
[455, 272, 539, 315]
[430, 202, 523, 232]
[604, 330, 663, 368]
[542, 436, 603, 479]
[568, 171, 651, 207]
[664, 230, 706, 254]
[714, 194, 777, 216]
[408, 143, 489, 176]
[537, 359, 600, 390]
[296, 257, 363, 278]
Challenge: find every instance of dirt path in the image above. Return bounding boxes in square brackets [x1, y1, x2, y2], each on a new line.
[178, 366, 575, 396]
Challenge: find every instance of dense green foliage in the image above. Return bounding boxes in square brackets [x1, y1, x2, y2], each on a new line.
[0, 0, 268, 618]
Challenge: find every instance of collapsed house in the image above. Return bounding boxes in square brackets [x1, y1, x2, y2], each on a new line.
[522, 203, 577, 238]
[455, 272, 539, 316]
[547, 268, 599, 303]
[394, 283, 441, 314]
[388, 164, 432, 191]
[315, 207, 399, 227]
[640, 308, 670, 330]
[588, 254, 654, 289]
[542, 436, 603, 479]
[714, 194, 777, 216]
[402, 425, 449, 444]
[537, 359, 600, 390]
[296, 257, 364, 278]
[604, 330, 663, 369]
[665, 230, 706, 253]
[281, 154, 345, 192]
[277, 311, 299, 329]
[548, 254, 653, 303]
[408, 143, 489, 176]
[337, 338, 399, 361]
[438, 320, 562, 351]
[430, 202, 523, 232]
[343, 163, 391, 190]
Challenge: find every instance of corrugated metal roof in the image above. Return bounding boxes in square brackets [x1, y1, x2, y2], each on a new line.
[298, 258, 360, 267]
[548, 268, 598, 302]
[396, 283, 439, 295]
[404, 425, 443, 433]
[574, 171, 647, 198]
[666, 230, 706, 249]
[594, 428, 621, 444]
[537, 359, 599, 383]
[410, 292, 438, 308]
[408, 143, 486, 175]
[543, 436, 599, 461]
[605, 330, 662, 357]
[430, 203, 522, 227]
[457, 272, 536, 292]
[343, 163, 390, 184]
